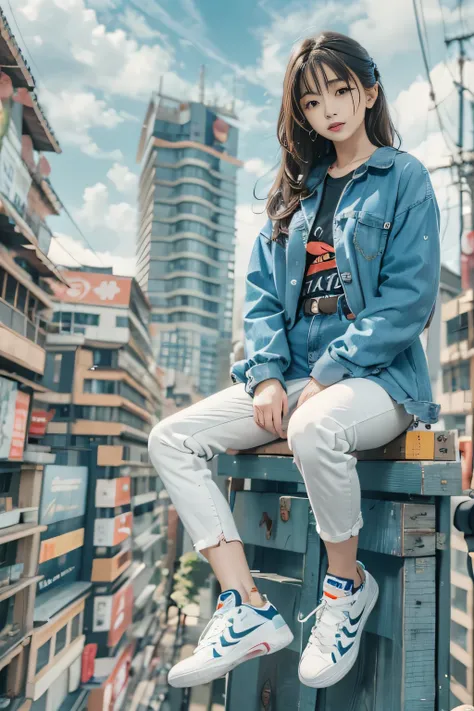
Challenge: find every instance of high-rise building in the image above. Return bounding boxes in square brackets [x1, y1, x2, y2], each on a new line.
[136, 92, 242, 398]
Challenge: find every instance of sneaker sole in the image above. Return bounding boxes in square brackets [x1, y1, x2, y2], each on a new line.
[168, 622, 294, 688]
[299, 575, 379, 689]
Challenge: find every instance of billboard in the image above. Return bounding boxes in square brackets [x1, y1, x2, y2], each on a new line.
[39, 465, 88, 525]
[47, 272, 132, 307]
[0, 378, 30, 461]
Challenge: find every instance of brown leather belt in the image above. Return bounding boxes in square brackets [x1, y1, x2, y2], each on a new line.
[303, 295, 355, 319]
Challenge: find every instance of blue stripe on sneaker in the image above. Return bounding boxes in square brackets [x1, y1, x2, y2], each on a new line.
[341, 626, 358, 638]
[227, 623, 262, 640]
[337, 640, 354, 656]
[243, 605, 277, 620]
[213, 648, 222, 658]
[219, 635, 239, 647]
[348, 609, 364, 626]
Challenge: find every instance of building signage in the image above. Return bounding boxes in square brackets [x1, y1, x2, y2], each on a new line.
[39, 465, 88, 525]
[92, 581, 133, 648]
[46, 271, 132, 307]
[0, 377, 30, 460]
[29, 409, 55, 437]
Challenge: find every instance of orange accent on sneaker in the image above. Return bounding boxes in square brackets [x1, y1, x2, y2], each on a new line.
[324, 591, 339, 600]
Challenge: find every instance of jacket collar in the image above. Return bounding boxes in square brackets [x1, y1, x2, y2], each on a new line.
[304, 146, 400, 196]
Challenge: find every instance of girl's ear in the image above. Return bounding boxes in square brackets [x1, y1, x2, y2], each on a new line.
[366, 83, 379, 108]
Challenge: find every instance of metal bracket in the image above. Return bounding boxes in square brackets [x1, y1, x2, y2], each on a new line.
[436, 532, 447, 550]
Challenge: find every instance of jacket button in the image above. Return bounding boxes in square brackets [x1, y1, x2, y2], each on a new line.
[383, 222, 391, 229]
[291, 279, 297, 285]
[341, 272, 352, 283]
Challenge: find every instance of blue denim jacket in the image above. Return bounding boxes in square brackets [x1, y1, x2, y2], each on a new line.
[231, 146, 441, 424]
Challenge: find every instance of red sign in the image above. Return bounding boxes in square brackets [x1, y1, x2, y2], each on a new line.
[86, 643, 134, 711]
[9, 391, 30, 460]
[47, 271, 132, 307]
[29, 409, 55, 437]
[108, 582, 133, 647]
[92, 581, 134, 648]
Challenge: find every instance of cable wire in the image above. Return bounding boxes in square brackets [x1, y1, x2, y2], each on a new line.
[414, 0, 458, 152]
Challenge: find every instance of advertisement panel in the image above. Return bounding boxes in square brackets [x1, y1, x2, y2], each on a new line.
[46, 271, 131, 307]
[0, 378, 30, 460]
[8, 390, 29, 460]
[39, 465, 88, 525]
[29, 409, 55, 438]
[92, 581, 133, 647]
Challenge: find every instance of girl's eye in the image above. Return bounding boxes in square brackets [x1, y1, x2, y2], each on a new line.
[337, 87, 353, 95]
[304, 100, 319, 110]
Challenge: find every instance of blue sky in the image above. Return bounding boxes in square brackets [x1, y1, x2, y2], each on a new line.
[3, 0, 474, 293]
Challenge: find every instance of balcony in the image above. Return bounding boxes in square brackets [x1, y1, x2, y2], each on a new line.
[0, 300, 46, 374]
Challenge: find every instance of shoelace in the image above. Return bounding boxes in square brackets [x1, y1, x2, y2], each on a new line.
[195, 612, 230, 652]
[298, 598, 348, 654]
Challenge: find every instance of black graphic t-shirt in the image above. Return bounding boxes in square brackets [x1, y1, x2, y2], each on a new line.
[299, 170, 354, 310]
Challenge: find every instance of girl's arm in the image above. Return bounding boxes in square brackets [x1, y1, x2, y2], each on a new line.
[310, 160, 441, 385]
[232, 218, 291, 396]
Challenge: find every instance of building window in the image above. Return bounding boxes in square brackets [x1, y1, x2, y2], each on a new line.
[74, 313, 99, 326]
[53, 354, 62, 384]
[84, 380, 116, 395]
[35, 639, 51, 675]
[452, 548, 468, 576]
[116, 316, 128, 328]
[55, 625, 67, 655]
[450, 655, 467, 687]
[447, 313, 468, 346]
[71, 613, 81, 641]
[451, 585, 468, 613]
[4, 275, 16, 306]
[451, 619, 468, 650]
[92, 349, 113, 367]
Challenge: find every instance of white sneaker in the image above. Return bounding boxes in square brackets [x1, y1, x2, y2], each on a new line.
[168, 589, 294, 688]
[298, 561, 379, 688]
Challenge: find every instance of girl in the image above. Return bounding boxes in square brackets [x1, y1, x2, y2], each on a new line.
[148, 30, 440, 690]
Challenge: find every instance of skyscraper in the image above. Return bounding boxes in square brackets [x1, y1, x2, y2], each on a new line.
[136, 91, 242, 398]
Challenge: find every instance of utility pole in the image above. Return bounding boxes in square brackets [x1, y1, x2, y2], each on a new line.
[445, 31, 474, 234]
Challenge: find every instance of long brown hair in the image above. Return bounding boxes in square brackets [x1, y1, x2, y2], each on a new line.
[266, 31, 401, 240]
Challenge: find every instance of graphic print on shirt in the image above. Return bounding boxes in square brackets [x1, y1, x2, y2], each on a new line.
[300, 172, 353, 305]
[301, 226, 343, 299]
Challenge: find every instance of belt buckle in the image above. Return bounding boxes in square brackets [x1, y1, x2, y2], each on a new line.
[310, 297, 321, 315]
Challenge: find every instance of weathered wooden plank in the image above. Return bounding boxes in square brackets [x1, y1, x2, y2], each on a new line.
[233, 492, 309, 554]
[359, 500, 436, 557]
[218, 454, 462, 496]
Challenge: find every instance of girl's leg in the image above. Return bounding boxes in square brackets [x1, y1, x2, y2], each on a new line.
[286, 377, 413, 572]
[286, 377, 413, 688]
[148, 378, 308, 603]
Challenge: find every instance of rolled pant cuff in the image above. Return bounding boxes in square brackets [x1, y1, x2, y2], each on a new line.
[194, 533, 243, 553]
[317, 515, 363, 543]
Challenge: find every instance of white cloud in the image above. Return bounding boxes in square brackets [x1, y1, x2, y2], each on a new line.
[119, 7, 162, 38]
[49, 233, 136, 275]
[107, 163, 139, 193]
[13, 0, 187, 100]
[75, 182, 137, 245]
[35, 88, 125, 159]
[351, 0, 474, 56]
[244, 158, 274, 178]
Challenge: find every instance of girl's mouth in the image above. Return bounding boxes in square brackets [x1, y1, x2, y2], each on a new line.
[328, 123, 345, 132]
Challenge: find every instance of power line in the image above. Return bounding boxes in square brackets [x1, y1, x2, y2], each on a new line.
[50, 235, 83, 268]
[6, 1, 46, 87]
[55, 195, 107, 267]
[413, 0, 457, 153]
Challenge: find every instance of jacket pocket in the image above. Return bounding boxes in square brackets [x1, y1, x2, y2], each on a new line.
[353, 212, 390, 261]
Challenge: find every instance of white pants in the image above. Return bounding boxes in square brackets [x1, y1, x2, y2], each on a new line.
[148, 377, 413, 549]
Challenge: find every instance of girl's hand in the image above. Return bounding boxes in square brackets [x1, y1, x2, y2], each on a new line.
[253, 379, 288, 439]
[296, 377, 327, 409]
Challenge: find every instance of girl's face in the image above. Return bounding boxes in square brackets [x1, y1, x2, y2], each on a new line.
[298, 63, 378, 143]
